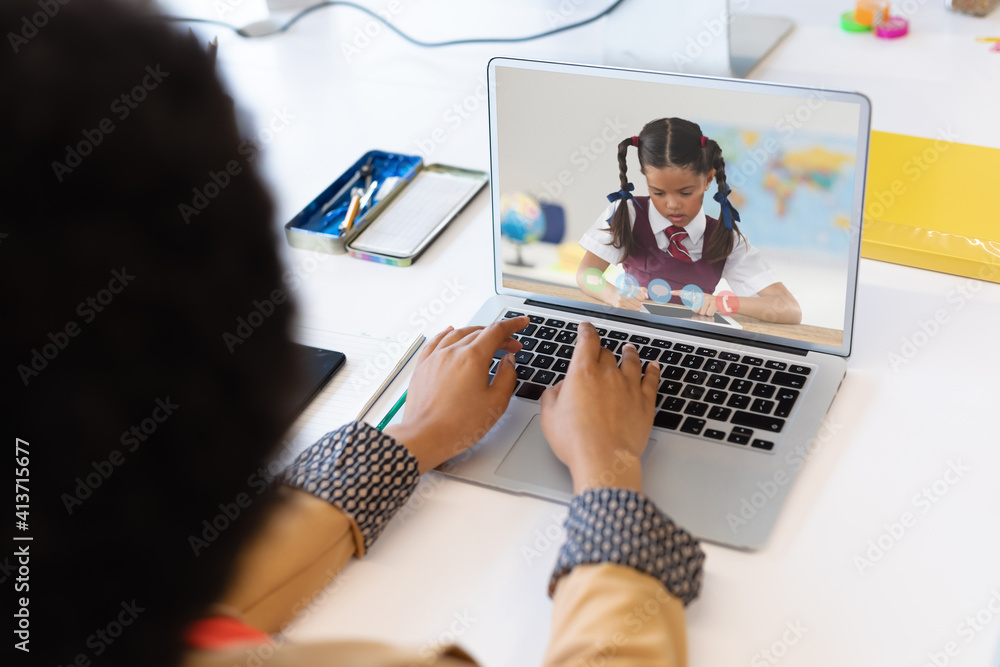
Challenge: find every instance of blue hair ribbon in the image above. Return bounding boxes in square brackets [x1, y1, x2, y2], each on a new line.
[605, 183, 636, 223]
[713, 185, 740, 231]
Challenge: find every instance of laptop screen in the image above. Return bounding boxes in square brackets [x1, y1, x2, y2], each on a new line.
[489, 59, 870, 357]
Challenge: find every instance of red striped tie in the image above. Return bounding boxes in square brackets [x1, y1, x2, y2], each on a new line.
[666, 226, 693, 263]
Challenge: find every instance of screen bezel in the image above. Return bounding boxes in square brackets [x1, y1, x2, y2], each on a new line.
[487, 57, 871, 359]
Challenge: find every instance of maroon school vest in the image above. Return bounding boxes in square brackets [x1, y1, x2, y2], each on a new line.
[621, 197, 727, 304]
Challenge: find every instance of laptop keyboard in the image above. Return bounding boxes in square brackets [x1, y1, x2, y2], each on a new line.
[489, 310, 815, 454]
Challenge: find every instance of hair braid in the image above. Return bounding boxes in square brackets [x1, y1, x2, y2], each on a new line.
[701, 138, 743, 263]
[609, 137, 641, 257]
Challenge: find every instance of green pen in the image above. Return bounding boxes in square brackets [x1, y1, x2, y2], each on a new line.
[376, 390, 407, 430]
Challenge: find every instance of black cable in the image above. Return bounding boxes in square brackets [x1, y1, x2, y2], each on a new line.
[161, 0, 627, 43]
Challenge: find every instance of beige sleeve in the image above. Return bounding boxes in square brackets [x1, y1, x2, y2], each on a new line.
[544, 563, 688, 667]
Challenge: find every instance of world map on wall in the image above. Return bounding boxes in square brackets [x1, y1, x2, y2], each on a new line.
[699, 124, 858, 256]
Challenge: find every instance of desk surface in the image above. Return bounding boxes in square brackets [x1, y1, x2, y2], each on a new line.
[167, 0, 1000, 664]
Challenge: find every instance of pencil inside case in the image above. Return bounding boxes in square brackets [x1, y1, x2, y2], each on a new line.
[284, 150, 422, 254]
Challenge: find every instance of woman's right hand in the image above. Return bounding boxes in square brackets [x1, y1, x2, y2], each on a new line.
[605, 286, 648, 311]
[539, 322, 659, 494]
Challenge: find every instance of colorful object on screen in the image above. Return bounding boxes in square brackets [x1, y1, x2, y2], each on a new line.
[615, 272, 641, 300]
[647, 278, 673, 304]
[500, 193, 547, 267]
[875, 17, 908, 39]
[715, 291, 741, 315]
[680, 285, 705, 310]
[582, 267, 607, 294]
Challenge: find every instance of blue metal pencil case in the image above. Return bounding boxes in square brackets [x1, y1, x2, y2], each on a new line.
[284, 150, 422, 254]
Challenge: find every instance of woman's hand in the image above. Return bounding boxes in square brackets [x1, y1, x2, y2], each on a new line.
[673, 289, 717, 318]
[384, 316, 528, 474]
[539, 322, 659, 494]
[607, 286, 648, 311]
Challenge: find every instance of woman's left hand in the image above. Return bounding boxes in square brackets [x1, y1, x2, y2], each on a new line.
[384, 316, 528, 473]
[673, 290, 717, 318]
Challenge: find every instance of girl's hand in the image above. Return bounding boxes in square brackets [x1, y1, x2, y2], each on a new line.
[384, 316, 528, 473]
[608, 286, 648, 311]
[673, 290, 717, 318]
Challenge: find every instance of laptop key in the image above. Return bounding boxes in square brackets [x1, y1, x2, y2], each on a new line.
[681, 354, 704, 369]
[751, 439, 775, 451]
[533, 370, 556, 385]
[660, 350, 683, 365]
[727, 394, 751, 409]
[750, 398, 775, 414]
[731, 411, 785, 433]
[772, 371, 806, 388]
[536, 327, 557, 340]
[696, 347, 717, 357]
[727, 427, 752, 445]
[517, 323, 538, 336]
[555, 330, 577, 344]
[556, 345, 574, 359]
[708, 406, 731, 421]
[515, 382, 546, 400]
[639, 346, 661, 360]
[532, 355, 556, 370]
[504, 311, 525, 318]
[751, 384, 776, 399]
[553, 373, 565, 385]
[663, 366, 685, 380]
[680, 417, 706, 435]
[595, 327, 608, 336]
[789, 365, 811, 375]
[518, 338, 538, 351]
[725, 363, 749, 378]
[601, 338, 619, 351]
[748, 368, 771, 382]
[565, 322, 579, 332]
[654, 411, 682, 430]
[528, 315, 545, 324]
[719, 352, 741, 362]
[553, 359, 570, 373]
[684, 401, 708, 417]
[629, 334, 650, 345]
[516, 366, 534, 380]
[662, 397, 685, 412]
[775, 399, 797, 418]
[659, 380, 682, 395]
[608, 330, 629, 340]
[765, 360, 787, 371]
[705, 390, 727, 404]
[776, 388, 800, 403]
[704, 359, 726, 373]
[489, 359, 498, 373]
[674, 343, 694, 353]
[730, 379, 752, 394]
[742, 355, 763, 366]
[537, 341, 558, 355]
[684, 370, 707, 385]
[651, 339, 672, 349]
[704, 429, 726, 440]
[707, 374, 729, 389]
[514, 350, 533, 364]
[545, 318, 566, 328]
[681, 386, 705, 400]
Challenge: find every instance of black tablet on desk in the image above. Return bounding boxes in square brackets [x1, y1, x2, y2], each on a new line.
[281, 343, 346, 427]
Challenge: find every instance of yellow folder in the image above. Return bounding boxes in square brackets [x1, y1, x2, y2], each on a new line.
[862, 130, 1000, 283]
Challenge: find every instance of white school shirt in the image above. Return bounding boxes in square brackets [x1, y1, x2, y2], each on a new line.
[578, 200, 779, 296]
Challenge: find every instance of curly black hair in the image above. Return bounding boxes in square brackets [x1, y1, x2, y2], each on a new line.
[1, 1, 303, 665]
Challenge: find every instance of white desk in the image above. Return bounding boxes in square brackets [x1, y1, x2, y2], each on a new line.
[168, 0, 1000, 663]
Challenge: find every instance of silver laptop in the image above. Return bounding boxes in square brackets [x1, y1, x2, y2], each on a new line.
[441, 58, 870, 549]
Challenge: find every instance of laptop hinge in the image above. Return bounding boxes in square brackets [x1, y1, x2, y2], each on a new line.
[524, 299, 808, 357]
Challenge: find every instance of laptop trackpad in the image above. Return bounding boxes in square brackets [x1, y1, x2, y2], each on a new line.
[494, 415, 574, 494]
[493, 414, 658, 495]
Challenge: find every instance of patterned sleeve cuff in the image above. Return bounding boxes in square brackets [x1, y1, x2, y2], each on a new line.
[280, 421, 420, 555]
[548, 488, 706, 606]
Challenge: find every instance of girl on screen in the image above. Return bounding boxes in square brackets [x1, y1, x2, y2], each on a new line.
[575, 117, 802, 324]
